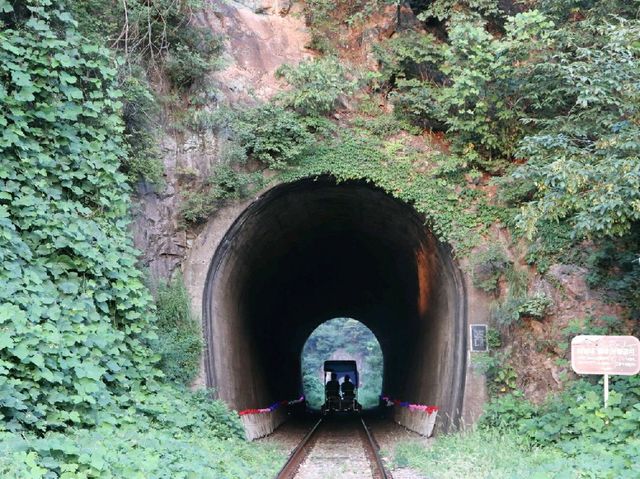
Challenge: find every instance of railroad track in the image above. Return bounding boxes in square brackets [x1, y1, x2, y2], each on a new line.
[276, 416, 391, 479]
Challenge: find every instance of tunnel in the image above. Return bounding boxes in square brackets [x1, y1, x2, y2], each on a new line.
[203, 176, 467, 429]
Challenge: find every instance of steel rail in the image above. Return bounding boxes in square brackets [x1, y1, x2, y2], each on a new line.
[275, 418, 323, 479]
[360, 417, 391, 479]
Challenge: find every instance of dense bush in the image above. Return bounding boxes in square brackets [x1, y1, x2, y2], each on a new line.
[512, 14, 640, 239]
[67, 0, 224, 185]
[492, 291, 553, 327]
[385, 11, 552, 172]
[234, 104, 315, 168]
[118, 71, 164, 186]
[276, 57, 358, 116]
[155, 276, 203, 386]
[70, 0, 223, 91]
[470, 245, 510, 293]
[180, 164, 263, 225]
[0, 0, 159, 431]
[0, 386, 281, 478]
[477, 377, 640, 477]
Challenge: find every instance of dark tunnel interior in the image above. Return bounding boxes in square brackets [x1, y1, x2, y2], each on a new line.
[203, 177, 467, 428]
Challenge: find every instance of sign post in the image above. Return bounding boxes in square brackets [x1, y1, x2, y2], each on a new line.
[571, 335, 640, 408]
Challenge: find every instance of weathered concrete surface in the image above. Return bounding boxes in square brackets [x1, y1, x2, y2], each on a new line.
[392, 406, 438, 437]
[241, 408, 288, 441]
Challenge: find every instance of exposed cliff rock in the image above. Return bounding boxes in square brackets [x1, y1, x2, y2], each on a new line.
[131, 1, 312, 280]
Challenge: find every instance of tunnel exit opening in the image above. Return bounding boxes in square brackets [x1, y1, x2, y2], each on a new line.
[301, 318, 383, 410]
[203, 176, 467, 431]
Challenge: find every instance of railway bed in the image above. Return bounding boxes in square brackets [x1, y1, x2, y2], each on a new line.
[276, 416, 391, 479]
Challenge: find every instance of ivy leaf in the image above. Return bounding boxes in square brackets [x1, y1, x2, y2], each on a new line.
[59, 281, 79, 295]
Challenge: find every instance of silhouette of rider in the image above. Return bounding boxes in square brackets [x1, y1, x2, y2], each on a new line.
[341, 374, 355, 400]
[325, 372, 340, 398]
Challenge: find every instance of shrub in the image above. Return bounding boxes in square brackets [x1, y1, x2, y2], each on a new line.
[180, 165, 262, 224]
[70, 0, 224, 92]
[470, 245, 510, 293]
[119, 72, 164, 185]
[155, 275, 203, 386]
[372, 30, 445, 86]
[233, 104, 315, 168]
[275, 57, 358, 116]
[492, 292, 553, 327]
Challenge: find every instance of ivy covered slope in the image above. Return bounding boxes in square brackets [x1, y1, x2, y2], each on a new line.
[0, 2, 280, 477]
[0, 0, 158, 431]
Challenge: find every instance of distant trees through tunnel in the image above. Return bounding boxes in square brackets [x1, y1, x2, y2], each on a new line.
[203, 176, 467, 430]
[301, 318, 383, 409]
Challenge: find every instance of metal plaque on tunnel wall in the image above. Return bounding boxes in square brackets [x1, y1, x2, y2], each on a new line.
[470, 324, 488, 352]
[571, 335, 640, 375]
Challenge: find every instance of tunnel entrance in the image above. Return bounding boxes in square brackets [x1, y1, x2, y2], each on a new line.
[301, 318, 383, 410]
[203, 176, 467, 430]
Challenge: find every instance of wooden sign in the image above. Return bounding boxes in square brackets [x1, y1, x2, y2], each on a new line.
[470, 324, 488, 352]
[571, 335, 640, 375]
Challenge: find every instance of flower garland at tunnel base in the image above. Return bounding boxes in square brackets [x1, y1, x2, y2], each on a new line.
[238, 396, 305, 416]
[382, 395, 439, 437]
[380, 395, 439, 415]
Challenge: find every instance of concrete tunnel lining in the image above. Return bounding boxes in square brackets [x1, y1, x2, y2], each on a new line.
[203, 176, 467, 429]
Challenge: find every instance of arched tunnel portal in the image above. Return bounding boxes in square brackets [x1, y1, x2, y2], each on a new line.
[203, 176, 468, 430]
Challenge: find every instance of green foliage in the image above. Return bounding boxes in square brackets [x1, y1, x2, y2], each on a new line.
[521, 220, 578, 274]
[303, 0, 399, 53]
[276, 57, 358, 116]
[417, 0, 502, 22]
[0, 0, 160, 431]
[0, 427, 282, 479]
[581, 229, 640, 314]
[372, 30, 445, 86]
[67, 0, 224, 184]
[119, 72, 164, 186]
[180, 164, 263, 225]
[473, 352, 518, 394]
[69, 0, 223, 92]
[486, 328, 501, 349]
[179, 104, 316, 224]
[0, 5, 286, 475]
[0, 387, 282, 478]
[282, 134, 484, 251]
[405, 376, 640, 477]
[475, 376, 640, 477]
[492, 292, 553, 327]
[562, 315, 624, 339]
[512, 13, 640, 238]
[164, 40, 220, 91]
[154, 275, 202, 386]
[350, 113, 420, 138]
[480, 390, 536, 429]
[470, 245, 510, 293]
[234, 104, 315, 168]
[391, 11, 553, 172]
[301, 318, 383, 409]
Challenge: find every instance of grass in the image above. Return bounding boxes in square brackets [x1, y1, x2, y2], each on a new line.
[393, 428, 562, 479]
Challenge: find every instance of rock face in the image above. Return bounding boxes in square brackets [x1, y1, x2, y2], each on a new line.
[509, 262, 624, 403]
[131, 1, 312, 282]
